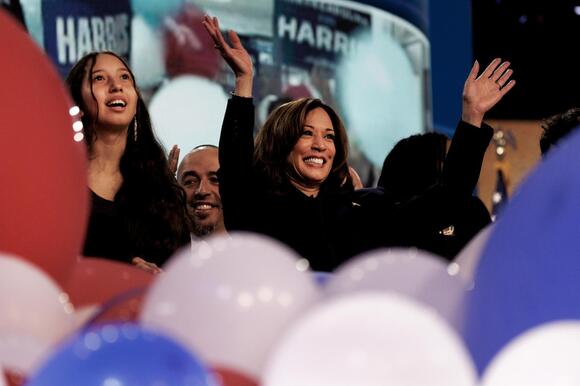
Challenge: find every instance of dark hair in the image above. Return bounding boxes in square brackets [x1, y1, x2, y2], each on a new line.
[378, 132, 448, 202]
[66, 51, 191, 264]
[540, 107, 580, 155]
[254, 98, 351, 193]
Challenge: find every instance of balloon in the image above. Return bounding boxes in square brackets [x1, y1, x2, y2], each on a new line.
[130, 0, 183, 27]
[64, 257, 154, 308]
[0, 253, 75, 374]
[463, 128, 580, 373]
[26, 324, 218, 386]
[0, 11, 88, 285]
[453, 224, 494, 287]
[481, 321, 580, 386]
[84, 288, 147, 326]
[72, 305, 101, 330]
[262, 292, 477, 386]
[337, 30, 423, 167]
[312, 271, 332, 286]
[324, 248, 468, 331]
[164, 3, 221, 79]
[149, 75, 228, 157]
[212, 367, 259, 386]
[141, 232, 320, 377]
[131, 14, 166, 89]
[3, 369, 24, 386]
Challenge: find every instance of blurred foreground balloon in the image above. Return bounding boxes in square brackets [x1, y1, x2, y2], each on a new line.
[453, 224, 494, 286]
[0, 253, 74, 375]
[0, 11, 88, 285]
[481, 321, 580, 386]
[141, 233, 320, 377]
[3, 368, 24, 386]
[463, 128, 580, 373]
[26, 324, 218, 386]
[149, 75, 228, 156]
[64, 257, 154, 308]
[83, 288, 147, 327]
[213, 367, 259, 386]
[262, 292, 476, 386]
[325, 248, 468, 331]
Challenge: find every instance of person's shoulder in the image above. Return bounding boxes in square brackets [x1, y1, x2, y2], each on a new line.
[351, 187, 389, 205]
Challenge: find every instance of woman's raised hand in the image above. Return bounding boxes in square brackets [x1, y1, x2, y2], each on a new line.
[462, 58, 516, 127]
[202, 15, 253, 97]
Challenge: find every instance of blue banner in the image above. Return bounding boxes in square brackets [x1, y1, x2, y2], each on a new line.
[42, 0, 132, 77]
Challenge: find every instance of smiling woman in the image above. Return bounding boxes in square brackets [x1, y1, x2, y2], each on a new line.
[66, 52, 191, 269]
[204, 15, 511, 269]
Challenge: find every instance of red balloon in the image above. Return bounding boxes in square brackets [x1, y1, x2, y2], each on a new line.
[64, 258, 154, 308]
[85, 289, 148, 326]
[0, 11, 88, 285]
[212, 367, 259, 386]
[3, 368, 26, 386]
[164, 3, 221, 79]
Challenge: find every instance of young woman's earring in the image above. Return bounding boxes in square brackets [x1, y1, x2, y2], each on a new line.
[133, 116, 138, 142]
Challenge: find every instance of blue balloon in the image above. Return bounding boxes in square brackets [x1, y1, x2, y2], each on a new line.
[313, 271, 332, 286]
[463, 126, 580, 373]
[27, 324, 218, 386]
[130, 0, 184, 26]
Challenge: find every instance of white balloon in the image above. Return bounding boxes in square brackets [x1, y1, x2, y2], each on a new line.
[72, 304, 100, 331]
[481, 321, 580, 386]
[453, 224, 494, 287]
[324, 248, 468, 332]
[131, 15, 166, 89]
[0, 253, 75, 374]
[149, 75, 228, 160]
[140, 232, 320, 377]
[263, 292, 477, 386]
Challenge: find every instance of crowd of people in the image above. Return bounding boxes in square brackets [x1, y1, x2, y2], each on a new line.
[71, 15, 576, 273]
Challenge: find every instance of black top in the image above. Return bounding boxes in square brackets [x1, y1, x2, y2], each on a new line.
[219, 96, 492, 270]
[83, 191, 133, 263]
[82, 190, 188, 266]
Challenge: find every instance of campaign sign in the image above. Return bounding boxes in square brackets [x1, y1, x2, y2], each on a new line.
[42, 0, 132, 77]
[273, 0, 371, 70]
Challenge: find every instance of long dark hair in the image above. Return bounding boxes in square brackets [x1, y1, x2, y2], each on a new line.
[66, 51, 191, 265]
[254, 98, 352, 194]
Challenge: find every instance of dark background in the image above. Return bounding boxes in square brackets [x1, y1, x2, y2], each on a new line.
[472, 0, 580, 120]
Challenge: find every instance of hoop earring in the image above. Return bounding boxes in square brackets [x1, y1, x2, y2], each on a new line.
[133, 116, 138, 142]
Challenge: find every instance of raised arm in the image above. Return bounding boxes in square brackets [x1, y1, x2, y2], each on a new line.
[462, 58, 516, 128]
[202, 16, 256, 231]
[443, 58, 516, 195]
[202, 15, 253, 97]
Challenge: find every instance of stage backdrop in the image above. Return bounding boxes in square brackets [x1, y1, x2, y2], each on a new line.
[18, 0, 431, 184]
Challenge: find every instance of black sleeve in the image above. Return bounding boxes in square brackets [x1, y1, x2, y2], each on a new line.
[442, 120, 493, 196]
[218, 95, 256, 231]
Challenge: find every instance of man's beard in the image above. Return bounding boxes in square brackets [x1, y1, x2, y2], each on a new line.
[192, 221, 216, 237]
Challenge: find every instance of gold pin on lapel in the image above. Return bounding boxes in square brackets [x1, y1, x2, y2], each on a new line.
[439, 225, 455, 237]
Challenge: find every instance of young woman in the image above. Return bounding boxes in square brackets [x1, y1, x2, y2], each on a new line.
[67, 52, 191, 271]
[203, 16, 515, 270]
